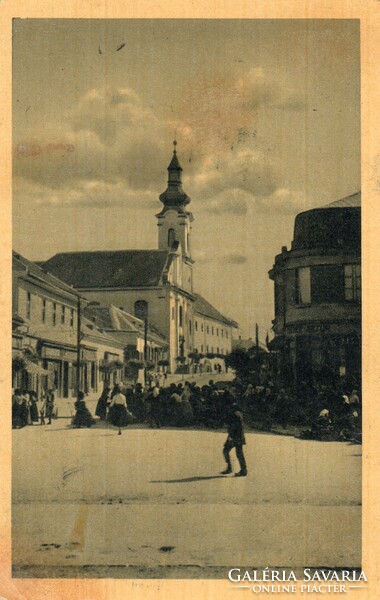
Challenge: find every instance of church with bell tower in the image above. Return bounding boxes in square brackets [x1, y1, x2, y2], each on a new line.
[156, 140, 194, 295]
[42, 142, 238, 373]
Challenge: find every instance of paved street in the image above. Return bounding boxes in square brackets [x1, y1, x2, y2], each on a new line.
[12, 417, 361, 578]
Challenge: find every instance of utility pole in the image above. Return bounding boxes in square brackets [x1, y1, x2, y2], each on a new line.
[76, 298, 99, 401]
[256, 323, 259, 359]
[76, 297, 81, 401]
[144, 318, 148, 362]
[144, 317, 148, 387]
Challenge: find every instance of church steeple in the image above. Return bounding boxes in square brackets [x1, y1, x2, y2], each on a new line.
[158, 141, 191, 213]
[156, 141, 194, 266]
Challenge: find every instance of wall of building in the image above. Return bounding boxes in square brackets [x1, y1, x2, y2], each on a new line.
[193, 313, 234, 356]
[16, 279, 77, 347]
[157, 209, 192, 261]
[12, 274, 127, 399]
[76, 286, 194, 373]
[269, 205, 361, 387]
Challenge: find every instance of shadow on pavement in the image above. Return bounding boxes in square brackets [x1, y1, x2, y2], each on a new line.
[150, 475, 228, 483]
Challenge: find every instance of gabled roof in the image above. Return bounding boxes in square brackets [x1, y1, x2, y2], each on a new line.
[194, 294, 238, 328]
[84, 305, 167, 345]
[42, 250, 169, 289]
[13, 250, 81, 300]
[81, 316, 125, 349]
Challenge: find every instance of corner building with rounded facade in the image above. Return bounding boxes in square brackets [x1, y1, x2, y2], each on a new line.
[269, 192, 361, 387]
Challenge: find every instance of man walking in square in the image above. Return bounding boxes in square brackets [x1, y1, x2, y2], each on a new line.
[220, 388, 248, 477]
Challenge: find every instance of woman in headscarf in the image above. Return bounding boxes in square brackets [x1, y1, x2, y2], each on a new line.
[95, 386, 111, 421]
[72, 391, 96, 428]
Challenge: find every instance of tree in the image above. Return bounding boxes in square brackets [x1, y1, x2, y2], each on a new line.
[225, 348, 250, 374]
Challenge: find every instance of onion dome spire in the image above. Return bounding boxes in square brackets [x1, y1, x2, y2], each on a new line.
[159, 140, 191, 213]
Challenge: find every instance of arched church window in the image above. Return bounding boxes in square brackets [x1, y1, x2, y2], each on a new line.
[179, 305, 183, 327]
[134, 300, 148, 320]
[168, 228, 176, 247]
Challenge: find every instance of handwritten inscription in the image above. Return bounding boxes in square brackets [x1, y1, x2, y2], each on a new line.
[15, 143, 74, 157]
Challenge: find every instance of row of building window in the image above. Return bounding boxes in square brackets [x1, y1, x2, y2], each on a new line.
[167, 301, 230, 339]
[194, 321, 229, 338]
[25, 291, 75, 327]
[208, 346, 223, 354]
[295, 264, 361, 306]
[197, 345, 225, 354]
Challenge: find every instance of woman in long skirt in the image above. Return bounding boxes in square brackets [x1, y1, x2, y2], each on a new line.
[12, 390, 27, 428]
[72, 391, 96, 428]
[107, 385, 134, 435]
[29, 391, 39, 423]
[95, 386, 110, 420]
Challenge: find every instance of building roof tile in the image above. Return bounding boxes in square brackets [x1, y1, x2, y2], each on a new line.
[13, 250, 81, 299]
[42, 250, 169, 289]
[84, 305, 167, 344]
[194, 294, 238, 328]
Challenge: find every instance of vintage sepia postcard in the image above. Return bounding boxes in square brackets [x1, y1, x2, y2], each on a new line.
[1, 2, 380, 599]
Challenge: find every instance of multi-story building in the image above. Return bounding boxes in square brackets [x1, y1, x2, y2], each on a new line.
[193, 295, 238, 358]
[268, 192, 361, 387]
[12, 251, 125, 397]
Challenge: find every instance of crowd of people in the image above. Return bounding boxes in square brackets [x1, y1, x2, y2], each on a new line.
[92, 380, 229, 431]
[12, 378, 361, 443]
[235, 381, 361, 442]
[12, 388, 56, 429]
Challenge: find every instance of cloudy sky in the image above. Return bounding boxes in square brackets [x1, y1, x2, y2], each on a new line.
[13, 19, 360, 337]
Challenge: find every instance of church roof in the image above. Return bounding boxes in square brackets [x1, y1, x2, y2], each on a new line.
[194, 294, 238, 328]
[42, 250, 169, 289]
[168, 151, 182, 171]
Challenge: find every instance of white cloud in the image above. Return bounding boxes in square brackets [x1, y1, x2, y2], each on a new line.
[13, 176, 160, 211]
[14, 86, 170, 195]
[13, 73, 305, 211]
[190, 147, 279, 202]
[200, 189, 250, 215]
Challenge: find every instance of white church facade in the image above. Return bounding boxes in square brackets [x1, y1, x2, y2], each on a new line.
[42, 143, 238, 373]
